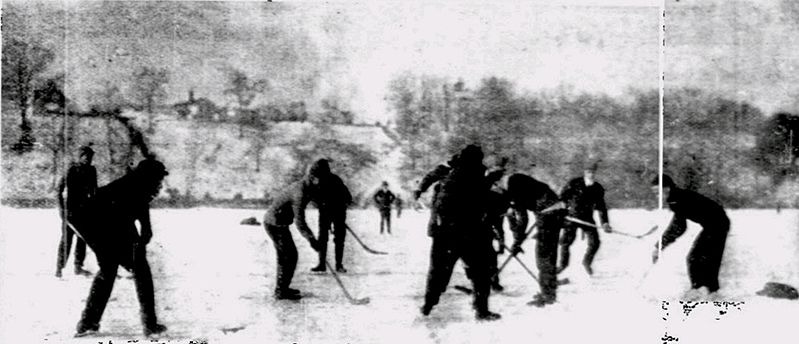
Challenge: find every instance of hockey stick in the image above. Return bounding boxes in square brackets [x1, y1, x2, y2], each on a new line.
[345, 224, 388, 255]
[324, 258, 370, 305]
[565, 216, 657, 239]
[454, 224, 538, 295]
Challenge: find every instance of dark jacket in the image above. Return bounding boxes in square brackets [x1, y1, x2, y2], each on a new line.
[506, 173, 560, 213]
[434, 161, 493, 236]
[263, 180, 317, 243]
[76, 172, 155, 270]
[57, 163, 98, 212]
[661, 187, 729, 248]
[373, 189, 396, 209]
[560, 177, 609, 224]
[317, 173, 352, 211]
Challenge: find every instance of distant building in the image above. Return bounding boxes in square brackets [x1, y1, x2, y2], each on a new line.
[173, 90, 222, 122]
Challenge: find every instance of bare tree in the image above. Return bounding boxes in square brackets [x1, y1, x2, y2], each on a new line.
[2, 37, 55, 152]
[130, 66, 170, 133]
[221, 67, 268, 137]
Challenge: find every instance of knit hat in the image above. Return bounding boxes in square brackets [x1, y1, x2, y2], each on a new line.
[308, 159, 331, 178]
[651, 174, 675, 188]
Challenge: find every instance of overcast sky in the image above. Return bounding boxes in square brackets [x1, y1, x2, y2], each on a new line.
[3, 0, 797, 122]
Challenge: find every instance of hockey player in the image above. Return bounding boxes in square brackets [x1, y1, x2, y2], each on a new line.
[558, 162, 612, 275]
[420, 144, 501, 321]
[56, 145, 97, 278]
[373, 181, 396, 234]
[651, 175, 730, 298]
[262, 160, 325, 300]
[506, 173, 567, 307]
[310, 159, 352, 273]
[73, 157, 169, 337]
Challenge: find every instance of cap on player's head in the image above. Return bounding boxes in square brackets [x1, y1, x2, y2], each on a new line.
[308, 158, 331, 178]
[79, 145, 95, 157]
[651, 174, 675, 188]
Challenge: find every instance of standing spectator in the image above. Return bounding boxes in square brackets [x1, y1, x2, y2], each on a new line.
[56, 145, 97, 278]
[373, 181, 396, 234]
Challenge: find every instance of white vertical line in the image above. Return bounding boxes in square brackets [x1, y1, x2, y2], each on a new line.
[658, 1, 666, 254]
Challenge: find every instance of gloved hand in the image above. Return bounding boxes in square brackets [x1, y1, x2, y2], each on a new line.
[497, 241, 506, 255]
[601, 223, 613, 233]
[413, 190, 422, 201]
[510, 242, 524, 255]
[651, 247, 659, 264]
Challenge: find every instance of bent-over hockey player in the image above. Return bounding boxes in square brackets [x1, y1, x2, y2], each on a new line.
[73, 157, 169, 337]
[651, 174, 730, 299]
[506, 173, 567, 307]
[262, 160, 325, 300]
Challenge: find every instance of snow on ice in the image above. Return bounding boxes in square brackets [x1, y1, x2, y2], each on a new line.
[0, 207, 797, 343]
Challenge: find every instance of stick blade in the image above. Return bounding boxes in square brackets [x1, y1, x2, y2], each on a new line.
[353, 297, 370, 305]
[453, 285, 473, 294]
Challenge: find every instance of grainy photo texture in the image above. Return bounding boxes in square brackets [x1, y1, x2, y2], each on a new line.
[0, 0, 796, 343]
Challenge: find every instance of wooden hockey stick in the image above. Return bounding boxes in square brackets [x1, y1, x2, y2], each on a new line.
[324, 259, 370, 305]
[345, 224, 388, 255]
[565, 216, 657, 239]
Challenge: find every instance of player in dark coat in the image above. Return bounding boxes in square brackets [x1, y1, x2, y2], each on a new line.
[56, 145, 97, 277]
[311, 160, 353, 273]
[485, 185, 510, 291]
[73, 157, 169, 337]
[373, 181, 396, 234]
[506, 173, 567, 307]
[651, 175, 730, 296]
[558, 162, 612, 275]
[263, 160, 325, 300]
[420, 144, 501, 321]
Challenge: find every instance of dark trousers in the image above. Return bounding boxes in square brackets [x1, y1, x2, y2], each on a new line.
[379, 207, 392, 234]
[423, 231, 493, 313]
[318, 209, 347, 267]
[58, 216, 87, 271]
[264, 224, 298, 291]
[536, 214, 562, 300]
[688, 220, 729, 292]
[77, 244, 158, 331]
[558, 222, 600, 271]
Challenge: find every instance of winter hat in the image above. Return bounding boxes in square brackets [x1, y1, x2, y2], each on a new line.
[79, 145, 95, 157]
[308, 158, 331, 178]
[135, 157, 169, 177]
[651, 174, 675, 188]
[458, 144, 484, 166]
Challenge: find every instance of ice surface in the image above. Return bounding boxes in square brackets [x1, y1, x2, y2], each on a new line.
[0, 207, 797, 343]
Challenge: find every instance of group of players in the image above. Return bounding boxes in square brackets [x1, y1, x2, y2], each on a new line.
[56, 142, 731, 336]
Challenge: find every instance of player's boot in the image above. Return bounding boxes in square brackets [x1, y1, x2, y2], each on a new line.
[420, 304, 433, 316]
[75, 267, 93, 276]
[582, 262, 593, 276]
[274, 288, 302, 300]
[527, 293, 556, 307]
[144, 323, 167, 337]
[310, 264, 326, 273]
[74, 323, 99, 338]
[475, 310, 502, 321]
[491, 280, 504, 292]
[335, 265, 347, 273]
[55, 269, 63, 278]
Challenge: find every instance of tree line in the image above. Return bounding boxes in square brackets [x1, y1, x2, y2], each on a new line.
[387, 72, 798, 207]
